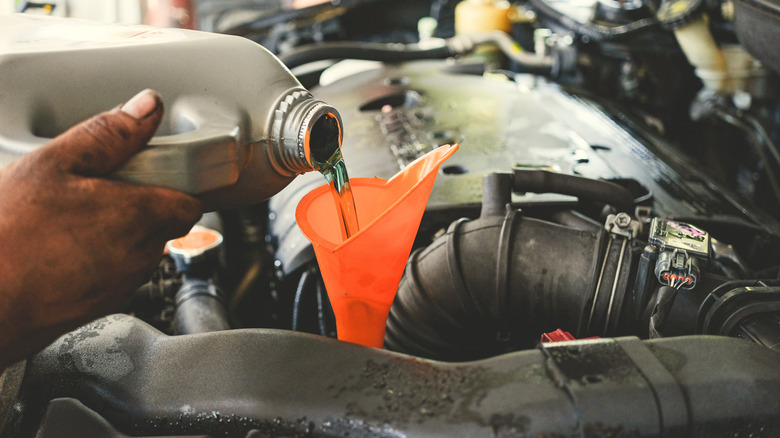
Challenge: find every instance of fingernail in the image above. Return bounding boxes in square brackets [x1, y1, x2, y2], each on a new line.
[121, 89, 160, 119]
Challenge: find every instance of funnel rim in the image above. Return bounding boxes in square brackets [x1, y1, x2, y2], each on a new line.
[296, 144, 459, 251]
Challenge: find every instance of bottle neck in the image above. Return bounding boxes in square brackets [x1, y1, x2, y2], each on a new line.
[267, 91, 344, 176]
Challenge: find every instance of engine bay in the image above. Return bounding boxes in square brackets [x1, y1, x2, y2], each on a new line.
[2, 0, 780, 436]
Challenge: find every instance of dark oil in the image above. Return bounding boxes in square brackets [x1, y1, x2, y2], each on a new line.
[319, 148, 359, 240]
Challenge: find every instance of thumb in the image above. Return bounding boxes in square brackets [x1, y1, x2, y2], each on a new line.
[41, 89, 164, 176]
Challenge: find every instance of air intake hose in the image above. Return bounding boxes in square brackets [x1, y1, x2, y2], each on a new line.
[173, 279, 230, 335]
[385, 172, 637, 361]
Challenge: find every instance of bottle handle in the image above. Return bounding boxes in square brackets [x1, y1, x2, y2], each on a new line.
[112, 96, 249, 194]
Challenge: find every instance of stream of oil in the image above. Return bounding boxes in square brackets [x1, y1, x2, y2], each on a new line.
[319, 148, 359, 240]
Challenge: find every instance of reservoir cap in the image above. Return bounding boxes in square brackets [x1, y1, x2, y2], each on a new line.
[166, 225, 223, 274]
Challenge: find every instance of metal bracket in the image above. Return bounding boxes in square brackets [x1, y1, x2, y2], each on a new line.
[604, 212, 640, 239]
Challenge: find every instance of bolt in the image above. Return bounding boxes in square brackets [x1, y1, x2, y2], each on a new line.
[615, 212, 631, 228]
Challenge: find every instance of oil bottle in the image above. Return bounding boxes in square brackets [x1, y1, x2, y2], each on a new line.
[0, 14, 343, 211]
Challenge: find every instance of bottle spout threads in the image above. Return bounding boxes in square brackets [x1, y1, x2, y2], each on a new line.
[268, 90, 343, 176]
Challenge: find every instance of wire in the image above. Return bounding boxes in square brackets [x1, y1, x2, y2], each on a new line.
[315, 277, 330, 336]
[746, 113, 780, 177]
[291, 268, 313, 331]
[663, 272, 691, 290]
[710, 105, 780, 206]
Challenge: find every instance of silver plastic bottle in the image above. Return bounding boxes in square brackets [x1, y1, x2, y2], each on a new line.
[0, 14, 343, 211]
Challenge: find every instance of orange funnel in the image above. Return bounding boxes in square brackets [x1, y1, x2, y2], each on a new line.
[296, 144, 458, 347]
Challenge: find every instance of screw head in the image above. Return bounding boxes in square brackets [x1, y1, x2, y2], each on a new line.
[615, 212, 631, 228]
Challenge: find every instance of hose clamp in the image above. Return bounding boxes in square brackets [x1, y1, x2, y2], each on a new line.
[586, 213, 638, 336]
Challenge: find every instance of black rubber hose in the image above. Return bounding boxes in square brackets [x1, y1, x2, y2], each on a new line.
[25, 317, 780, 437]
[385, 171, 642, 360]
[481, 170, 636, 215]
[385, 211, 607, 361]
[512, 168, 635, 212]
[279, 42, 454, 69]
[173, 279, 231, 335]
[280, 32, 556, 75]
[529, 0, 659, 41]
[480, 172, 513, 218]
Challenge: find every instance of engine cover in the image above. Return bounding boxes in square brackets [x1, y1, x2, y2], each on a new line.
[268, 60, 780, 276]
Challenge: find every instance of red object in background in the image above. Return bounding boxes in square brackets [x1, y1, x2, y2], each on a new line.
[144, 0, 196, 29]
[540, 329, 600, 343]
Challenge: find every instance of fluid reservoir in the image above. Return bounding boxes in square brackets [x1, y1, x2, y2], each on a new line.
[455, 0, 515, 34]
[0, 14, 343, 211]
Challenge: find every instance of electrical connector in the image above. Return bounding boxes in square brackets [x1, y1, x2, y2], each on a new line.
[655, 248, 700, 289]
[648, 218, 710, 290]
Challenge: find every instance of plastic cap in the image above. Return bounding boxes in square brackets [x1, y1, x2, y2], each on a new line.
[166, 225, 223, 271]
[656, 0, 704, 29]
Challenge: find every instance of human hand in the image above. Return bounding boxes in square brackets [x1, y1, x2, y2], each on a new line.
[0, 89, 203, 370]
